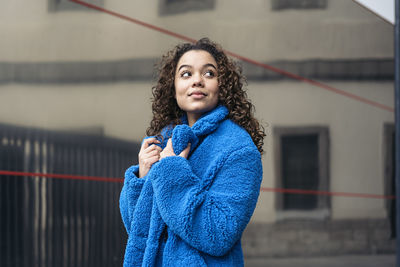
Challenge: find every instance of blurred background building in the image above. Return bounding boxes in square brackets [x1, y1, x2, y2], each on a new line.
[0, 0, 395, 266]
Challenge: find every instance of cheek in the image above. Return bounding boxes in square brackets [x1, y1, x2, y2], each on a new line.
[174, 84, 185, 107]
[174, 79, 186, 95]
[174, 87, 184, 100]
[174, 80, 181, 98]
[211, 82, 220, 97]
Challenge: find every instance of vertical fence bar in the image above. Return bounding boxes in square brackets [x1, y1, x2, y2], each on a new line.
[14, 129, 23, 267]
[395, 0, 400, 266]
[26, 130, 35, 267]
[47, 135, 54, 267]
[105, 149, 111, 267]
[22, 134, 30, 267]
[99, 145, 106, 267]
[76, 146, 82, 267]
[61, 144, 67, 267]
[38, 132, 44, 267]
[83, 146, 89, 267]
[0, 129, 4, 264]
[54, 140, 59, 267]
[43, 132, 49, 267]
[66, 145, 72, 267]
[5, 129, 11, 266]
[88, 146, 96, 267]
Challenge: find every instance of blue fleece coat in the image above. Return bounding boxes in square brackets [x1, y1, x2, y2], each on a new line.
[119, 105, 263, 266]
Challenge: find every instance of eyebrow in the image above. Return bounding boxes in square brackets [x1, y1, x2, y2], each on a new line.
[178, 63, 217, 72]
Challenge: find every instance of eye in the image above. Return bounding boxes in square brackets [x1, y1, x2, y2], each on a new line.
[204, 70, 215, 78]
[180, 71, 191, 78]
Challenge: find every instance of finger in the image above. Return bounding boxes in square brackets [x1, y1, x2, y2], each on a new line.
[166, 138, 172, 148]
[140, 158, 159, 175]
[165, 138, 175, 153]
[142, 153, 160, 165]
[179, 143, 191, 158]
[144, 149, 161, 158]
[143, 145, 162, 155]
[163, 140, 175, 155]
[143, 144, 159, 151]
[159, 151, 170, 160]
[147, 155, 160, 164]
[141, 138, 160, 150]
[160, 144, 176, 158]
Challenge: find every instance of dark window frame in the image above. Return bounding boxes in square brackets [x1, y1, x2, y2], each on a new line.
[271, 0, 327, 10]
[274, 126, 330, 220]
[48, 0, 104, 12]
[159, 0, 216, 16]
[383, 123, 395, 237]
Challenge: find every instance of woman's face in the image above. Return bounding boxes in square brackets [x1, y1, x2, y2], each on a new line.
[174, 50, 219, 126]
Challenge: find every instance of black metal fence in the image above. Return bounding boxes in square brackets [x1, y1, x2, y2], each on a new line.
[0, 123, 140, 267]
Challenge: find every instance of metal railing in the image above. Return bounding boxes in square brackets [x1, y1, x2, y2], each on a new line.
[0, 123, 139, 267]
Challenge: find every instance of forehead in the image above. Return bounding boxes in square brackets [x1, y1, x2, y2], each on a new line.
[177, 50, 217, 67]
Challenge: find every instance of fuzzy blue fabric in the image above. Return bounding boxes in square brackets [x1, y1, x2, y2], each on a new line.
[119, 105, 263, 266]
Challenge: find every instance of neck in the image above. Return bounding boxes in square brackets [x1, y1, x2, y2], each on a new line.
[187, 112, 202, 127]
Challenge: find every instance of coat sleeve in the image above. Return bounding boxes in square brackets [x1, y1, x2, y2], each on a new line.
[119, 165, 145, 233]
[149, 146, 262, 256]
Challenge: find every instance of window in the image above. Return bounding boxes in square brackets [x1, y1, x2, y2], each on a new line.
[282, 134, 319, 210]
[384, 124, 395, 238]
[48, 0, 104, 12]
[271, 0, 327, 10]
[274, 126, 330, 220]
[159, 0, 216, 16]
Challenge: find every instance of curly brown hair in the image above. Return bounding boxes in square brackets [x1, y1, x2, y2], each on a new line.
[146, 38, 266, 154]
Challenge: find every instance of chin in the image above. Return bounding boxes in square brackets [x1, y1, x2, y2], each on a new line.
[187, 106, 214, 114]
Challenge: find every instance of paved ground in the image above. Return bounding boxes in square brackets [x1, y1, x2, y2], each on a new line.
[245, 254, 395, 267]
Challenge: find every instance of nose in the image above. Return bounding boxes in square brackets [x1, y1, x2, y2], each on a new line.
[192, 73, 204, 87]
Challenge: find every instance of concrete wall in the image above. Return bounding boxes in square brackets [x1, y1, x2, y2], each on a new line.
[242, 219, 395, 257]
[0, 82, 152, 141]
[248, 81, 393, 222]
[0, 0, 393, 62]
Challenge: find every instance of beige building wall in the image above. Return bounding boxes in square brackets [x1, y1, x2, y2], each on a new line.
[0, 0, 393, 61]
[249, 81, 394, 222]
[0, 82, 152, 140]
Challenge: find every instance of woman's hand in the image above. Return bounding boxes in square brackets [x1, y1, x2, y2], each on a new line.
[160, 139, 191, 160]
[138, 138, 162, 178]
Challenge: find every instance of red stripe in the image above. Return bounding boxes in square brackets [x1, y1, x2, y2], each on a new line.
[0, 170, 123, 183]
[1, 170, 394, 199]
[261, 187, 395, 200]
[226, 51, 395, 112]
[69, 0, 394, 113]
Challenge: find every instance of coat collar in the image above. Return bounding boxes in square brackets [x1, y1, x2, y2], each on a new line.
[185, 105, 229, 136]
[172, 105, 228, 155]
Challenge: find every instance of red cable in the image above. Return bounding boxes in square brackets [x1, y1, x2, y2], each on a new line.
[0, 170, 395, 199]
[0, 170, 123, 183]
[261, 187, 395, 200]
[69, 0, 394, 113]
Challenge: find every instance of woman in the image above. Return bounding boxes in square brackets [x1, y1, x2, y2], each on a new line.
[120, 38, 265, 266]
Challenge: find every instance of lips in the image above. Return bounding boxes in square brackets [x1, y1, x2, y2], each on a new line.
[189, 91, 207, 100]
[189, 90, 207, 97]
